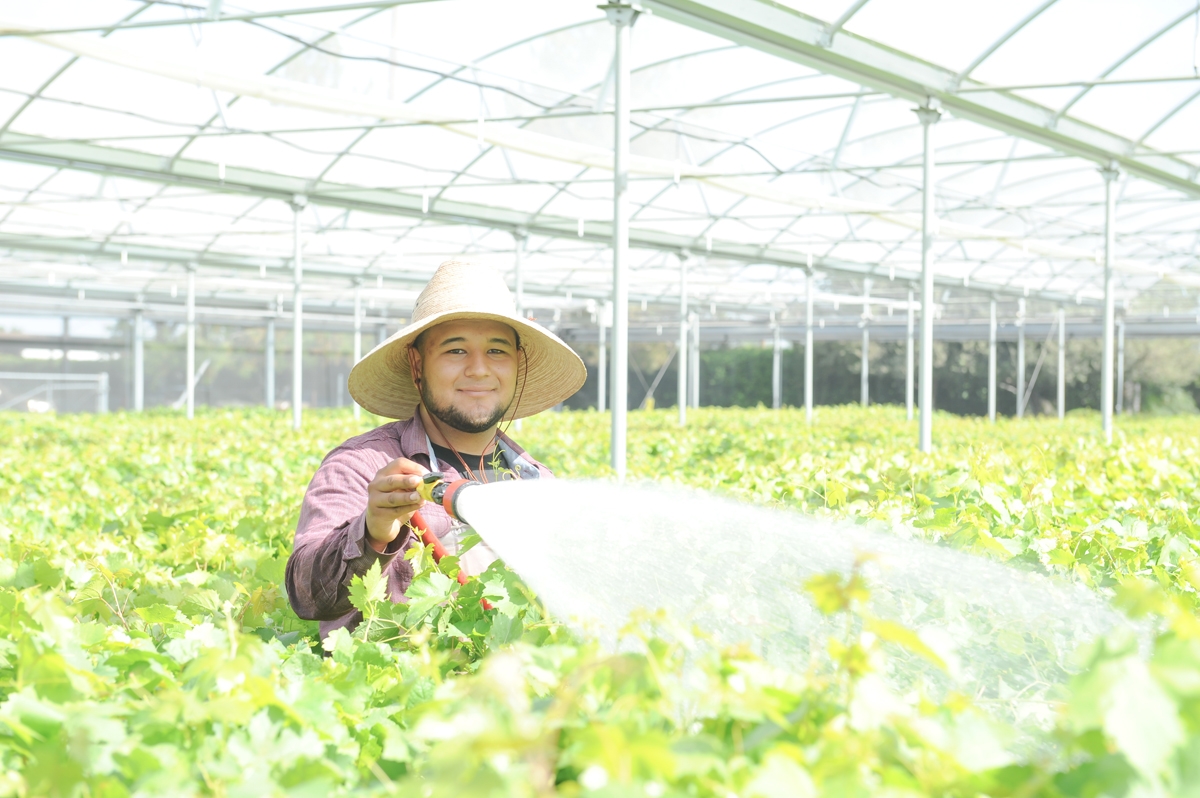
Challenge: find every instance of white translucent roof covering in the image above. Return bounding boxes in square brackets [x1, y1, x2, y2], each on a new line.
[0, 0, 1198, 321]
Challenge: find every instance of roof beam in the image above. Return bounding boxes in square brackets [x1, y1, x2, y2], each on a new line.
[0, 132, 1097, 306]
[11, 29, 1168, 280]
[0, 2, 434, 36]
[644, 0, 1200, 198]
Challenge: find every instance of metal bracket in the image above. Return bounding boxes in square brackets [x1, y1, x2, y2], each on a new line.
[599, 2, 641, 27]
[913, 103, 942, 127]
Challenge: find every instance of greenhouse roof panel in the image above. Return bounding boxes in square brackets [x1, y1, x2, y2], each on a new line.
[0, 0, 1196, 319]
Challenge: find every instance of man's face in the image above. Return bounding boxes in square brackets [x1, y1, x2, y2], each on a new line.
[410, 319, 519, 434]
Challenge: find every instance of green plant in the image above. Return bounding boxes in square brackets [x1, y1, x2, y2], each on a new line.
[2, 406, 1199, 795]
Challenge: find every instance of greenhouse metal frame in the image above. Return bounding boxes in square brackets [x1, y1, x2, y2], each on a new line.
[1, 0, 1199, 467]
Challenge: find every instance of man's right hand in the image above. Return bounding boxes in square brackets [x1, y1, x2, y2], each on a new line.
[365, 457, 429, 552]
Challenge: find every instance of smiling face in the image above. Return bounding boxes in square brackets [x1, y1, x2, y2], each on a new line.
[409, 318, 520, 435]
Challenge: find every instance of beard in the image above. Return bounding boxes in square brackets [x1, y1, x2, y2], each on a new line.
[419, 378, 512, 435]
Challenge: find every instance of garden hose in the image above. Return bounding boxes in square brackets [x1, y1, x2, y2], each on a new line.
[411, 472, 490, 608]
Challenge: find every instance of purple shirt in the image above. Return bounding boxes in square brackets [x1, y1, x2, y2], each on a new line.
[284, 413, 552, 639]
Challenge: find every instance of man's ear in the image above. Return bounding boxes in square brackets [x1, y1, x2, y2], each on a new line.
[407, 345, 422, 390]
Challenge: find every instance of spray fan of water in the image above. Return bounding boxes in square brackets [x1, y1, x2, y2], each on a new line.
[457, 479, 1132, 728]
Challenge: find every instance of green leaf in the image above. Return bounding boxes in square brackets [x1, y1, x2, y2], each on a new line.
[349, 560, 388, 614]
[404, 571, 453, 623]
[1068, 652, 1184, 777]
[486, 612, 522, 647]
[134, 604, 180, 624]
[745, 749, 815, 798]
[866, 618, 949, 673]
[180, 589, 222, 618]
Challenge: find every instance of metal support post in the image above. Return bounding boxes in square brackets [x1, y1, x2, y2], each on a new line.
[678, 253, 688, 425]
[186, 267, 195, 420]
[265, 317, 275, 408]
[97, 372, 109, 414]
[602, 2, 638, 480]
[1101, 166, 1118, 443]
[291, 196, 307, 431]
[1116, 317, 1125, 414]
[987, 299, 996, 422]
[514, 230, 526, 319]
[915, 103, 941, 451]
[1057, 305, 1066, 420]
[377, 322, 387, 346]
[353, 283, 362, 421]
[689, 311, 700, 408]
[598, 301, 608, 413]
[772, 316, 782, 410]
[860, 278, 870, 407]
[133, 308, 144, 411]
[906, 286, 914, 421]
[1016, 298, 1026, 418]
[805, 263, 814, 423]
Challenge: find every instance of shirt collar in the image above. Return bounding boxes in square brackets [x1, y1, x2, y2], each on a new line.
[395, 409, 546, 474]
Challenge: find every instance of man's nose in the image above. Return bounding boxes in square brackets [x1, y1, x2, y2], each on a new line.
[463, 350, 489, 375]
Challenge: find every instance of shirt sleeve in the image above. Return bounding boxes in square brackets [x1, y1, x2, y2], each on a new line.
[284, 446, 414, 621]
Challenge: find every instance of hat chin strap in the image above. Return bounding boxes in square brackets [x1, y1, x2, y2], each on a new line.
[497, 346, 528, 433]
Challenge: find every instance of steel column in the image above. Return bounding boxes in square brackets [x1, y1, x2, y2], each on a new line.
[772, 316, 782, 410]
[678, 253, 688, 425]
[186, 268, 195, 420]
[1057, 305, 1066, 420]
[353, 283, 362, 421]
[987, 299, 996, 422]
[377, 322, 387, 346]
[905, 286, 914, 421]
[1016, 298, 1026, 418]
[514, 230, 526, 319]
[1116, 317, 1125, 414]
[598, 302, 608, 413]
[603, 2, 638, 480]
[1101, 167, 1118, 443]
[860, 278, 870, 407]
[97, 372, 109, 414]
[266, 318, 275, 408]
[133, 308, 144, 411]
[916, 104, 941, 452]
[805, 263, 814, 423]
[291, 197, 306, 431]
[689, 311, 700, 408]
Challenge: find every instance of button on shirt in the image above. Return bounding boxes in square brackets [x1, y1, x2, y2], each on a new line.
[284, 413, 551, 640]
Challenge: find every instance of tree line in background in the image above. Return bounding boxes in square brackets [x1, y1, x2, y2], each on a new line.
[566, 335, 1200, 416]
[2, 320, 1198, 416]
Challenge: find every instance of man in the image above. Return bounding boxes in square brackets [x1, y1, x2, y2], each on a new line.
[285, 260, 586, 639]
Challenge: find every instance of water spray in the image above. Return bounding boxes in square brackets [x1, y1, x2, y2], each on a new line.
[408, 477, 1138, 732]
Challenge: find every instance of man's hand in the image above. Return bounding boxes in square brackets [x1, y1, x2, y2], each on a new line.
[365, 457, 429, 553]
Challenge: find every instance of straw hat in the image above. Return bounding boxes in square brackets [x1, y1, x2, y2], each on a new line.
[348, 260, 587, 420]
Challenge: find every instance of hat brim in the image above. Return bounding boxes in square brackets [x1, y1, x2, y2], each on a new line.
[348, 309, 587, 420]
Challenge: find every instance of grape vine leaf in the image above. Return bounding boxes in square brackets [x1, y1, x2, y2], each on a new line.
[348, 560, 388, 613]
[1068, 651, 1184, 778]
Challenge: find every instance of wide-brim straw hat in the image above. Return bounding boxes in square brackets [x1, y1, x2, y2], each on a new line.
[348, 260, 587, 420]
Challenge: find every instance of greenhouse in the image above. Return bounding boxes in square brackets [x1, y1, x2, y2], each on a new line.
[3, 1, 1200, 795]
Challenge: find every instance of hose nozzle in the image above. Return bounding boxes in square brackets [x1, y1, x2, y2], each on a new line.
[414, 471, 480, 523]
